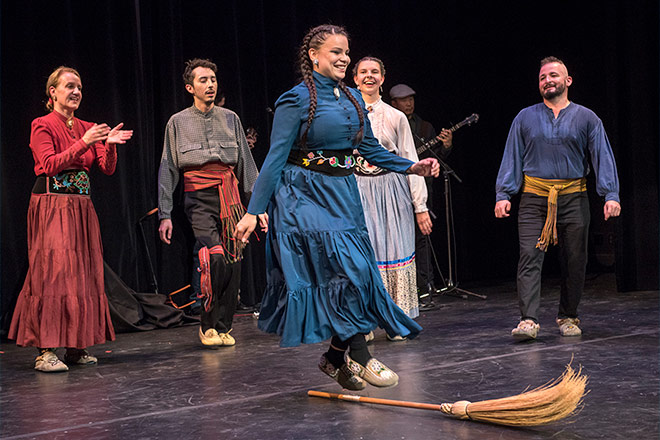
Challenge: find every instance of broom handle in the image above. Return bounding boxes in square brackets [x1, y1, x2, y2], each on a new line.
[308, 390, 445, 412]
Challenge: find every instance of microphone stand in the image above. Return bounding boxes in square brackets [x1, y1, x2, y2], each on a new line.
[424, 144, 486, 300]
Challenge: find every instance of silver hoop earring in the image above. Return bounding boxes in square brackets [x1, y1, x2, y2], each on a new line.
[313, 59, 319, 66]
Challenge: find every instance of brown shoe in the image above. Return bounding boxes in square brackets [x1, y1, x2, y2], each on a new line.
[318, 354, 366, 391]
[35, 350, 69, 373]
[557, 317, 582, 336]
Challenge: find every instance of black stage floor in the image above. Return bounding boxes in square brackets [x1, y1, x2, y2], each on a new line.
[1, 273, 658, 440]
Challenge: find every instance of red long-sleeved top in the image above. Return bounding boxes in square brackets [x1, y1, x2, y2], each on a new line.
[30, 110, 116, 176]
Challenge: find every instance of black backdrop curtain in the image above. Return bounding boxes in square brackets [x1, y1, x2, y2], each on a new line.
[1, 0, 658, 333]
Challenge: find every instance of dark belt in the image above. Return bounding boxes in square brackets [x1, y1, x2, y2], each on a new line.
[287, 148, 356, 176]
[32, 170, 90, 195]
[353, 155, 390, 177]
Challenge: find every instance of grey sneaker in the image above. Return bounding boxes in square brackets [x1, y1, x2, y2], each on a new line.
[511, 319, 540, 340]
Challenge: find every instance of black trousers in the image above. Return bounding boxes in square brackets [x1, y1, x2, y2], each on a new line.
[517, 192, 590, 322]
[184, 187, 241, 333]
[415, 176, 435, 291]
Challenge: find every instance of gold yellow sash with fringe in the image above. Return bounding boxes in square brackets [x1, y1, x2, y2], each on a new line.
[523, 175, 586, 251]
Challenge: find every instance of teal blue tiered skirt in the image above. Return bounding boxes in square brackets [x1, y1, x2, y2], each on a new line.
[257, 163, 422, 347]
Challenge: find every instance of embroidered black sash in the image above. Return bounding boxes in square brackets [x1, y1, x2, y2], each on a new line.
[353, 154, 390, 177]
[32, 170, 90, 195]
[287, 149, 356, 176]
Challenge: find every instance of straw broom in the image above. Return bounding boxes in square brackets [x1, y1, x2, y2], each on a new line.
[309, 363, 587, 427]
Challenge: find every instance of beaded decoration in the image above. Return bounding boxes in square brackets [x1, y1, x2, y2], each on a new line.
[301, 151, 355, 169]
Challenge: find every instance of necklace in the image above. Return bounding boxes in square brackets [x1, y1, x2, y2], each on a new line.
[333, 87, 340, 100]
[65, 117, 78, 139]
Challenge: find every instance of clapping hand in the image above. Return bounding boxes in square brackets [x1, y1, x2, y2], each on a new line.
[107, 123, 134, 145]
[82, 123, 110, 146]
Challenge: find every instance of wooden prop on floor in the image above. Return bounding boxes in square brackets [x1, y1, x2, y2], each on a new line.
[308, 363, 587, 427]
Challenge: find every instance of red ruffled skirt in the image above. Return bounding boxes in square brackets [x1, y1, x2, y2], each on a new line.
[9, 193, 115, 348]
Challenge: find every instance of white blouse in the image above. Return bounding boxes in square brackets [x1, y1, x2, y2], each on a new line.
[367, 99, 428, 213]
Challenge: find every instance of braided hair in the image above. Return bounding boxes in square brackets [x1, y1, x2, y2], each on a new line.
[297, 24, 364, 148]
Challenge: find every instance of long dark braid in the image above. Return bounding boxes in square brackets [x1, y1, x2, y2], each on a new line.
[298, 24, 365, 148]
[298, 28, 319, 148]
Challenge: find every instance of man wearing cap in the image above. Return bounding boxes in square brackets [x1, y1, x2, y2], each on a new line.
[390, 84, 452, 306]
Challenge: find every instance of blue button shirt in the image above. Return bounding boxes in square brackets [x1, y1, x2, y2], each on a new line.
[248, 71, 414, 215]
[495, 102, 619, 202]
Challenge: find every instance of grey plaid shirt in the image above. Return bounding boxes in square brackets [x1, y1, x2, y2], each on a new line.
[158, 105, 259, 219]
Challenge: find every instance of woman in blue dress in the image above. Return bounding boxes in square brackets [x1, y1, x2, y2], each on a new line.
[234, 24, 439, 390]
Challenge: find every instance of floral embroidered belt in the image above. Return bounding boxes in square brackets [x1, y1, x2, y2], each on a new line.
[353, 154, 390, 177]
[287, 149, 356, 176]
[32, 170, 90, 195]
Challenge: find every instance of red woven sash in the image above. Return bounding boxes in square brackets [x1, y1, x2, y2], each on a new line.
[183, 162, 246, 263]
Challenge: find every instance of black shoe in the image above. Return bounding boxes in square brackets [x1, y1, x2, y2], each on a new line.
[419, 300, 436, 311]
[235, 302, 253, 313]
[418, 284, 436, 311]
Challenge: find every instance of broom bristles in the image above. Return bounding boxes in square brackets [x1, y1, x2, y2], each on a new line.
[441, 363, 588, 426]
[309, 362, 588, 427]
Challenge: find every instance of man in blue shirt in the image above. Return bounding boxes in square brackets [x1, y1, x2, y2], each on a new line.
[494, 56, 621, 340]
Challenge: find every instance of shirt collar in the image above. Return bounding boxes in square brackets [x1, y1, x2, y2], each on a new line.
[52, 110, 72, 123]
[366, 98, 383, 113]
[542, 101, 573, 116]
[190, 104, 215, 116]
[312, 70, 339, 87]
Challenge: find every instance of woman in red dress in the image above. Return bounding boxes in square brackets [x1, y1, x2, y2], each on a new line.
[9, 66, 133, 372]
